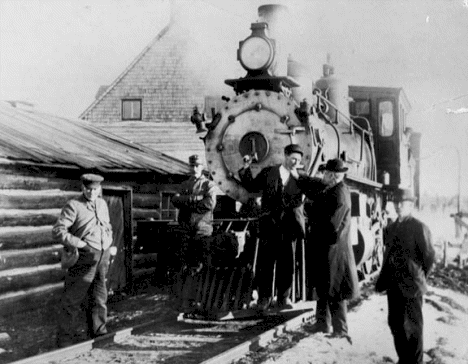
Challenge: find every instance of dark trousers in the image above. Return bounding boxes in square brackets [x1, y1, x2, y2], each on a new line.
[257, 231, 296, 302]
[387, 289, 424, 364]
[316, 297, 348, 334]
[57, 246, 110, 342]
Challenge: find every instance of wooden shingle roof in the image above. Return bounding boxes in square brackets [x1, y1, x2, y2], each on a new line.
[0, 102, 190, 175]
[93, 121, 206, 165]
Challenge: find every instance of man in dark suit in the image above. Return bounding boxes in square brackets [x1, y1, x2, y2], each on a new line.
[301, 159, 359, 338]
[375, 188, 435, 364]
[238, 144, 307, 310]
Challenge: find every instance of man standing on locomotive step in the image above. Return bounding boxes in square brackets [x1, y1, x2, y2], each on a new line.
[239, 144, 309, 311]
[299, 158, 359, 339]
[171, 155, 217, 308]
[375, 188, 435, 364]
[53, 174, 113, 348]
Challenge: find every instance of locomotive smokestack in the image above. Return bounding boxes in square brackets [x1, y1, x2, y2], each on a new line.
[287, 56, 313, 104]
[258, 4, 290, 76]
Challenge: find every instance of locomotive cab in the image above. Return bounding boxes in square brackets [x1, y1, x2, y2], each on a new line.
[349, 86, 421, 206]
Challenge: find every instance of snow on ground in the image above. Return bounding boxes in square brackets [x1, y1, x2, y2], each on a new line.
[263, 286, 468, 364]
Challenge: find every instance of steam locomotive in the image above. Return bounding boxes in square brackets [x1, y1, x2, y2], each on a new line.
[179, 4, 420, 317]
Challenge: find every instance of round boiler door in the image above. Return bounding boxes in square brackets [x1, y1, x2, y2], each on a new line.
[239, 132, 269, 163]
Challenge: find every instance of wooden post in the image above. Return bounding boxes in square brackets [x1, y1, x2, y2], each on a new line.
[301, 239, 306, 302]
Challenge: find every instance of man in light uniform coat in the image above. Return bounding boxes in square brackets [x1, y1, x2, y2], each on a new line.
[53, 174, 113, 347]
[375, 188, 435, 364]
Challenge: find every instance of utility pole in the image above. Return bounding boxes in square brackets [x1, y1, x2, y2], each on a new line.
[446, 108, 467, 238]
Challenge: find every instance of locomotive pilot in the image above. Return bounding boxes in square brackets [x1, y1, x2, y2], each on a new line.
[239, 143, 310, 311]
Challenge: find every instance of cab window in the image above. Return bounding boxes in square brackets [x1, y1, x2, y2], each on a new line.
[354, 100, 370, 116]
[379, 101, 394, 137]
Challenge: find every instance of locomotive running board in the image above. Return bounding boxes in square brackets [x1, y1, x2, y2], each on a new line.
[346, 174, 383, 189]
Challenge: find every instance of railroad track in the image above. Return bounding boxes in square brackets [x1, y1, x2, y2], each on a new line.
[11, 303, 315, 364]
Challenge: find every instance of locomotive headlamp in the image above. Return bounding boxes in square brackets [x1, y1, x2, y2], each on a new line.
[238, 23, 274, 72]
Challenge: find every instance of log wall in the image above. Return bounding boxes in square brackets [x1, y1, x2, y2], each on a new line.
[0, 165, 186, 316]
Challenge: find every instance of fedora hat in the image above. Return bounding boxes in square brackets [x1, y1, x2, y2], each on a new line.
[322, 158, 348, 173]
[284, 144, 303, 156]
[396, 188, 416, 202]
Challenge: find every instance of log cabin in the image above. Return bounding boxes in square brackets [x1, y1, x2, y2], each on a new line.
[0, 101, 191, 315]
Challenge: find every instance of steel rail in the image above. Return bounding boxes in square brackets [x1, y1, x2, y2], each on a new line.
[11, 304, 315, 364]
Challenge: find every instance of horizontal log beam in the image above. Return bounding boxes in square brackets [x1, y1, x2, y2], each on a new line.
[132, 193, 161, 209]
[0, 282, 62, 316]
[0, 209, 60, 227]
[0, 226, 54, 250]
[0, 245, 61, 271]
[0, 264, 63, 293]
[0, 190, 80, 209]
[0, 172, 80, 191]
[133, 208, 161, 221]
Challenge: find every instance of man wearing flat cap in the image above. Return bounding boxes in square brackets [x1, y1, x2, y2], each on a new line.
[376, 188, 435, 364]
[239, 143, 310, 311]
[171, 155, 217, 308]
[53, 173, 113, 347]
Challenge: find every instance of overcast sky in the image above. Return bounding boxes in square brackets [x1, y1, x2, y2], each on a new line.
[1, 0, 467, 199]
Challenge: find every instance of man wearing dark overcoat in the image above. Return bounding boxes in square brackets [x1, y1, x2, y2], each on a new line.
[300, 158, 360, 337]
[375, 188, 435, 364]
[53, 174, 113, 347]
[238, 144, 307, 310]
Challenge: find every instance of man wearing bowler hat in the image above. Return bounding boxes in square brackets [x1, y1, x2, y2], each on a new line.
[239, 143, 310, 311]
[376, 188, 435, 364]
[53, 173, 113, 347]
[301, 158, 359, 340]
